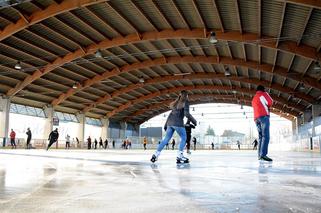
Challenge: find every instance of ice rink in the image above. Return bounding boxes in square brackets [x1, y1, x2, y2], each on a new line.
[0, 149, 320, 213]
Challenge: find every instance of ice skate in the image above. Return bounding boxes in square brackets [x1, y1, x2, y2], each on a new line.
[259, 156, 273, 162]
[150, 154, 158, 163]
[187, 150, 191, 154]
[176, 156, 189, 164]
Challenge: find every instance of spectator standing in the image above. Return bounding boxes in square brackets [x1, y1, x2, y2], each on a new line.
[26, 128, 32, 149]
[10, 129, 16, 149]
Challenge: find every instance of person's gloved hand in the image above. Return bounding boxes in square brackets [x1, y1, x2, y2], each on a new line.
[164, 125, 167, 131]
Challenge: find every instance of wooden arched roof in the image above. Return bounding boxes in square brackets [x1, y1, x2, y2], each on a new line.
[0, 0, 320, 123]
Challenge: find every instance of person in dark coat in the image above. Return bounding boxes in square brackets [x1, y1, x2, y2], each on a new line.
[185, 120, 195, 154]
[99, 137, 103, 148]
[252, 139, 258, 150]
[47, 128, 59, 151]
[87, 136, 92, 150]
[94, 139, 98, 149]
[26, 128, 32, 149]
[104, 139, 108, 149]
[112, 140, 115, 149]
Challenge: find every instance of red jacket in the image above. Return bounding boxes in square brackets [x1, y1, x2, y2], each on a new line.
[10, 131, 16, 139]
[252, 91, 273, 120]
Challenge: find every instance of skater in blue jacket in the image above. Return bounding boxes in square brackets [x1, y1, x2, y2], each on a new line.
[150, 90, 197, 164]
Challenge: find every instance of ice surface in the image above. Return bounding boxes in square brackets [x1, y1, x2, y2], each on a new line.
[0, 149, 320, 213]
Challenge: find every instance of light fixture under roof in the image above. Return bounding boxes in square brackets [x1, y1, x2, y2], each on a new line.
[298, 82, 305, 90]
[209, 31, 218, 44]
[314, 61, 321, 71]
[174, 72, 191, 76]
[139, 76, 145, 83]
[232, 90, 237, 94]
[14, 61, 22, 70]
[72, 82, 78, 89]
[224, 67, 231, 76]
[95, 49, 103, 58]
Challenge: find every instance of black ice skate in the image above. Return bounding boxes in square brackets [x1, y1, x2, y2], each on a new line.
[150, 154, 158, 163]
[176, 156, 189, 164]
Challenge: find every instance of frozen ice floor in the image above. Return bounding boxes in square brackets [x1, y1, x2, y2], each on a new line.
[0, 149, 320, 213]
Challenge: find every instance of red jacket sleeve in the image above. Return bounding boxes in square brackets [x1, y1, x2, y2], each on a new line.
[264, 92, 273, 107]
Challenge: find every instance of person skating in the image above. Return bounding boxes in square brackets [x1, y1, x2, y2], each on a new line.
[211, 142, 214, 150]
[10, 129, 16, 149]
[94, 139, 98, 149]
[252, 85, 273, 162]
[192, 137, 197, 151]
[237, 140, 241, 150]
[143, 137, 147, 150]
[150, 90, 197, 164]
[171, 139, 176, 150]
[26, 128, 32, 149]
[112, 140, 115, 149]
[104, 139, 108, 149]
[65, 134, 71, 149]
[47, 128, 59, 151]
[184, 120, 195, 154]
[252, 139, 258, 150]
[87, 136, 92, 150]
[99, 137, 103, 149]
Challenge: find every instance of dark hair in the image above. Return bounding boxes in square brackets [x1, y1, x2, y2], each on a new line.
[256, 85, 265, 92]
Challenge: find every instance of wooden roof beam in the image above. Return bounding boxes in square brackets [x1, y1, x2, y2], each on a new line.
[0, 0, 107, 42]
[297, 7, 313, 46]
[49, 55, 319, 106]
[108, 85, 301, 118]
[212, 0, 224, 32]
[6, 29, 321, 97]
[276, 2, 287, 48]
[235, 0, 243, 34]
[82, 73, 306, 113]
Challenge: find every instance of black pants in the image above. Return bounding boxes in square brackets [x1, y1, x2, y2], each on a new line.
[10, 139, 16, 148]
[47, 140, 56, 150]
[186, 134, 191, 150]
[27, 138, 31, 149]
[143, 144, 146, 150]
[66, 142, 70, 149]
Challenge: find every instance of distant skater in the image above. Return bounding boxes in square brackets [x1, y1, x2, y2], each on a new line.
[87, 136, 92, 150]
[252, 139, 258, 150]
[10, 129, 16, 149]
[237, 140, 241, 150]
[150, 90, 197, 164]
[252, 85, 273, 162]
[112, 140, 115, 149]
[94, 139, 98, 149]
[26, 128, 32, 149]
[184, 120, 195, 154]
[143, 137, 147, 150]
[47, 128, 59, 151]
[104, 139, 108, 149]
[192, 137, 197, 151]
[171, 139, 176, 150]
[211, 142, 214, 150]
[65, 134, 70, 149]
[99, 137, 103, 149]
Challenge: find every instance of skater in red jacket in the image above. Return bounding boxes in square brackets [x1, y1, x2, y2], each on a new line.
[252, 85, 273, 162]
[10, 129, 16, 149]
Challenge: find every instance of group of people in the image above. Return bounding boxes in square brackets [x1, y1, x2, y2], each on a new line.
[151, 85, 273, 163]
[86, 136, 116, 150]
[9, 127, 32, 149]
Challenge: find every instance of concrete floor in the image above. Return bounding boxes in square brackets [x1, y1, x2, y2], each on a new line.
[0, 149, 320, 213]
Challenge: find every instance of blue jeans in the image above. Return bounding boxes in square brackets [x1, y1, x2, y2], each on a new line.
[255, 116, 270, 157]
[157, 126, 186, 152]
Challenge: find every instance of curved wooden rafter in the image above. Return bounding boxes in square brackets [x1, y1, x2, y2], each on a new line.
[82, 73, 306, 113]
[6, 29, 321, 98]
[107, 85, 303, 119]
[0, 0, 107, 41]
[51, 55, 317, 107]
[124, 96, 297, 123]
